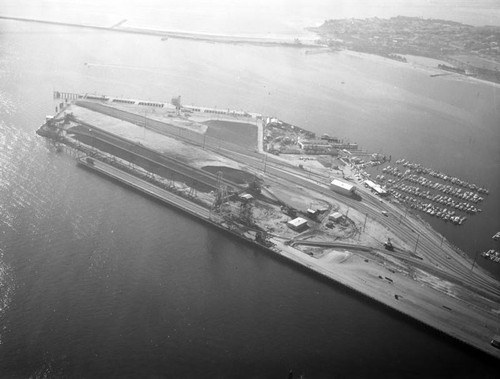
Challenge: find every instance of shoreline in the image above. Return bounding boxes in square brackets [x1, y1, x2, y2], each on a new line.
[2, 14, 498, 87]
[336, 49, 500, 88]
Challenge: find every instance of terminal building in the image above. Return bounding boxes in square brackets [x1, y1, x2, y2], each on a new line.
[330, 179, 356, 196]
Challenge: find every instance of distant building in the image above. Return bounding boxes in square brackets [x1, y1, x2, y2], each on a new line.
[265, 117, 282, 127]
[287, 217, 309, 232]
[307, 209, 319, 219]
[239, 193, 254, 202]
[331, 142, 358, 150]
[330, 179, 356, 196]
[320, 134, 340, 143]
[298, 139, 332, 155]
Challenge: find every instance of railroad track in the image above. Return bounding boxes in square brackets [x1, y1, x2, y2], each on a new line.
[67, 119, 242, 193]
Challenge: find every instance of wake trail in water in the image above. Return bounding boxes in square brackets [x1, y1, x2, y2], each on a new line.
[84, 62, 170, 74]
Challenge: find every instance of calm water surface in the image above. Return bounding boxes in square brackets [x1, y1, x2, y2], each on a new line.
[1, 3, 500, 378]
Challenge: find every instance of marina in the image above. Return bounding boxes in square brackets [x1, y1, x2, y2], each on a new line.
[345, 158, 490, 227]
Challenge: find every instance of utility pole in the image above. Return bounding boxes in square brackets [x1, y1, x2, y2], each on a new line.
[399, 207, 408, 225]
[363, 213, 368, 231]
[471, 250, 480, 271]
[414, 233, 420, 253]
[471, 240, 478, 270]
[263, 153, 268, 173]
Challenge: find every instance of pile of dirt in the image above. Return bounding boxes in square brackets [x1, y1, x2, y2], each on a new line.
[204, 120, 257, 149]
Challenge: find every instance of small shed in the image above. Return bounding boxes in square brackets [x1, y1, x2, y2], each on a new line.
[307, 208, 319, 218]
[287, 217, 308, 232]
[328, 212, 343, 222]
[239, 193, 254, 202]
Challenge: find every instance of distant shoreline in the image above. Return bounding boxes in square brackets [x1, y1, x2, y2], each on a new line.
[309, 16, 500, 85]
[2, 14, 498, 88]
[338, 49, 500, 88]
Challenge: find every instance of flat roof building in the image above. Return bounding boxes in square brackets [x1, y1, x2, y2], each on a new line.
[330, 179, 356, 196]
[328, 212, 343, 222]
[298, 139, 332, 154]
[364, 180, 388, 196]
[287, 217, 308, 232]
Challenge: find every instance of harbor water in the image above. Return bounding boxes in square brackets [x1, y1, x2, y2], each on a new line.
[1, 1, 500, 377]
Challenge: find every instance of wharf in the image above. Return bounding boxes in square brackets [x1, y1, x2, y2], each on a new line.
[78, 157, 210, 220]
[36, 94, 500, 360]
[77, 156, 500, 360]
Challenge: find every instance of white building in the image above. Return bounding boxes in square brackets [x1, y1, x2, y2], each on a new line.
[364, 180, 388, 196]
[328, 212, 343, 222]
[330, 179, 355, 196]
[287, 217, 308, 232]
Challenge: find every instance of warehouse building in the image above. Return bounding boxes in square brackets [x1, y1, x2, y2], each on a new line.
[330, 179, 356, 196]
[297, 139, 333, 155]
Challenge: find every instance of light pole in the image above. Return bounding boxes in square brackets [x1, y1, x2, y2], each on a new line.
[471, 250, 479, 271]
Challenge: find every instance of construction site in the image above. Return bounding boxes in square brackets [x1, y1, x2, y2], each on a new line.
[37, 92, 500, 360]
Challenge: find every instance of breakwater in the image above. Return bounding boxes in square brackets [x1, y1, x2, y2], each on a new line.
[0, 15, 321, 48]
